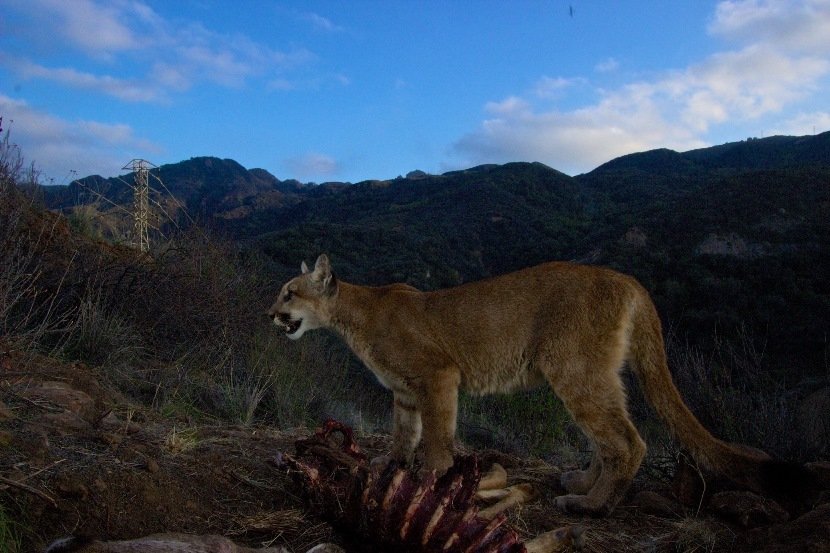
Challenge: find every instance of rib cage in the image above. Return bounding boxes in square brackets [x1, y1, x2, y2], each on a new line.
[275, 420, 527, 552]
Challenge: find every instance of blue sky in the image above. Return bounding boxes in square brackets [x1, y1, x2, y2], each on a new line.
[1, 1, 829, 185]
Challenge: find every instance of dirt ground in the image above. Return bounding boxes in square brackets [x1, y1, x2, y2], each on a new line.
[1, 348, 828, 553]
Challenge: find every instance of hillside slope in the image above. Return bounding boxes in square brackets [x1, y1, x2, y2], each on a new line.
[4, 349, 829, 553]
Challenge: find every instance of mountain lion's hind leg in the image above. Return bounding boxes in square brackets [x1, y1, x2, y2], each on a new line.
[560, 448, 602, 495]
[549, 363, 646, 515]
[555, 407, 645, 514]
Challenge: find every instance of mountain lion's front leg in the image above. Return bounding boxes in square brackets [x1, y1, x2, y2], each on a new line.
[419, 368, 460, 475]
[391, 392, 422, 466]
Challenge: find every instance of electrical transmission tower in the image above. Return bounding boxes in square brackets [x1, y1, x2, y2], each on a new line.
[122, 159, 156, 253]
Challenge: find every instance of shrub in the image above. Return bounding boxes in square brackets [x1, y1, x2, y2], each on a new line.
[57, 285, 145, 370]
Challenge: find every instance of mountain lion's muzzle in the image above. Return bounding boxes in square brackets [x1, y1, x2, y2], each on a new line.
[266, 306, 302, 336]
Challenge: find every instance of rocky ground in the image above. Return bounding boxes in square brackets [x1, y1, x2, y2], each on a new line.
[1, 347, 829, 553]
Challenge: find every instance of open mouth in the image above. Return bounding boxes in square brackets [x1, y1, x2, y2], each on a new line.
[276, 314, 302, 335]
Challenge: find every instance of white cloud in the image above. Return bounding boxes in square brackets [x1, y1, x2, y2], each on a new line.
[710, 0, 830, 54]
[149, 63, 191, 92]
[485, 97, 531, 116]
[302, 12, 344, 32]
[671, 44, 827, 130]
[533, 76, 583, 99]
[8, 57, 166, 103]
[284, 153, 340, 180]
[452, 0, 830, 174]
[264, 70, 350, 93]
[595, 58, 620, 73]
[0, 94, 161, 183]
[27, 0, 143, 59]
[773, 111, 830, 135]
[2, 0, 316, 101]
[454, 85, 706, 175]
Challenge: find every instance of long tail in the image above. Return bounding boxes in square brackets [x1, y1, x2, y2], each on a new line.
[626, 294, 773, 493]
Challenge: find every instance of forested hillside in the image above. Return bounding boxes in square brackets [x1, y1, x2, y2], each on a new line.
[41, 133, 830, 378]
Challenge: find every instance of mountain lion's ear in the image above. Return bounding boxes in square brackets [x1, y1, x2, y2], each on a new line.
[301, 261, 310, 274]
[313, 254, 331, 278]
[312, 254, 336, 295]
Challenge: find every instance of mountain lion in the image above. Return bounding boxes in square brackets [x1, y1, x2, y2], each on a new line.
[268, 254, 794, 515]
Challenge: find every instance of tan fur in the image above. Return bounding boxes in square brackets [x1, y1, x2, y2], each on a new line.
[268, 254, 771, 515]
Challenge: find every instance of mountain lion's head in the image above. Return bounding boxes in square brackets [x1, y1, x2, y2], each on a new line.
[267, 254, 337, 340]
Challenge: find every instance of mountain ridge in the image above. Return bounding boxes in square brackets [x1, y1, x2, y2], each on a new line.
[41, 131, 830, 222]
[589, 131, 830, 176]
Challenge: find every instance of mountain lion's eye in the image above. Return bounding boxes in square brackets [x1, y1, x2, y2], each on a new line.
[283, 291, 293, 302]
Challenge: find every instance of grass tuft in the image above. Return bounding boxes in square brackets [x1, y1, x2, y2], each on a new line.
[0, 503, 21, 553]
[164, 426, 199, 454]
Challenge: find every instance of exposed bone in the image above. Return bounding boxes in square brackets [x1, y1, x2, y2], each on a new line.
[524, 526, 585, 553]
[478, 484, 539, 520]
[305, 546, 346, 553]
[477, 463, 508, 492]
[476, 487, 512, 501]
